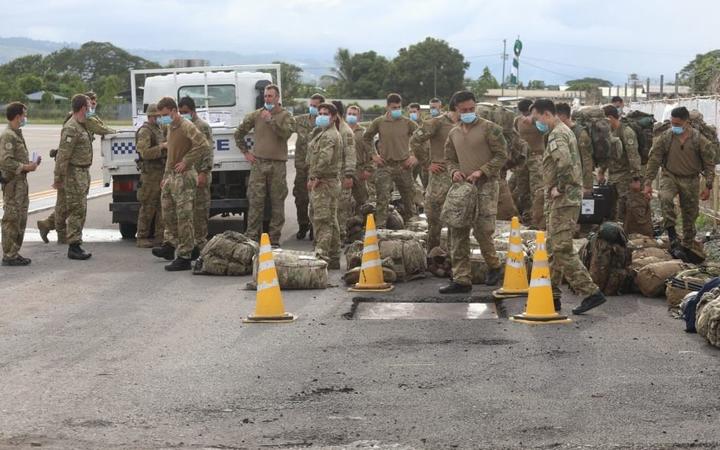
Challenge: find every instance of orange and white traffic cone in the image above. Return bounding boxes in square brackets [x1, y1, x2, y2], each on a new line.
[493, 216, 530, 299]
[348, 213, 394, 292]
[243, 233, 296, 323]
[510, 231, 571, 324]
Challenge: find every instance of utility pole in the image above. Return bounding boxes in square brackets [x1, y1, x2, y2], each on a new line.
[646, 77, 650, 100]
[660, 74, 664, 97]
[433, 65, 437, 97]
[501, 39, 507, 97]
[675, 73, 679, 96]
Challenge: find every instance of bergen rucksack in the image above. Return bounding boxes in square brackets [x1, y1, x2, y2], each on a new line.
[621, 110, 656, 165]
[572, 106, 612, 165]
[579, 222, 632, 295]
[689, 110, 720, 164]
[476, 103, 527, 168]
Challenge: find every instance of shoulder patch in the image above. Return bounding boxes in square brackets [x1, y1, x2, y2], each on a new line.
[5, 142, 13, 150]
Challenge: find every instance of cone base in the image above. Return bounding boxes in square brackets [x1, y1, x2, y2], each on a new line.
[243, 313, 297, 323]
[492, 288, 529, 299]
[510, 313, 571, 325]
[349, 283, 394, 293]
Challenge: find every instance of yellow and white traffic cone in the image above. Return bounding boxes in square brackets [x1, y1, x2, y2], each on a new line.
[348, 213, 394, 292]
[493, 216, 530, 299]
[510, 231, 571, 324]
[243, 233, 296, 323]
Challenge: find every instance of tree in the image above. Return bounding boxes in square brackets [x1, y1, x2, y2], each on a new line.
[97, 74, 121, 110]
[679, 50, 720, 94]
[40, 91, 55, 107]
[17, 74, 43, 94]
[527, 80, 546, 90]
[270, 61, 306, 102]
[386, 37, 469, 103]
[566, 77, 613, 91]
[324, 49, 390, 98]
[469, 66, 499, 96]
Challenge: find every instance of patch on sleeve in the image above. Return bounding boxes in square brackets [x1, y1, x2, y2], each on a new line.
[4, 142, 13, 150]
[65, 136, 73, 143]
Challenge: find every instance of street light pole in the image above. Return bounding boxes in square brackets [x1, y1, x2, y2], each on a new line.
[433, 65, 437, 97]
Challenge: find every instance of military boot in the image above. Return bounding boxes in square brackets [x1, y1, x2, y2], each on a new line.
[68, 244, 92, 260]
[190, 246, 200, 261]
[667, 227, 687, 260]
[37, 220, 51, 244]
[439, 281, 472, 294]
[309, 225, 314, 241]
[485, 267, 503, 286]
[327, 258, 341, 270]
[57, 230, 67, 245]
[136, 238, 155, 248]
[296, 223, 310, 240]
[2, 255, 31, 266]
[165, 257, 192, 271]
[152, 243, 175, 260]
[572, 290, 607, 315]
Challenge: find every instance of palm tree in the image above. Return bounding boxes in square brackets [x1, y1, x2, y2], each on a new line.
[323, 48, 353, 97]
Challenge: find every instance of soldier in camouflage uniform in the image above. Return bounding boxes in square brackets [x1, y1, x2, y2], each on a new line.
[408, 102, 429, 189]
[179, 96, 214, 251]
[439, 91, 507, 294]
[53, 94, 95, 260]
[513, 99, 547, 228]
[531, 99, 606, 315]
[134, 103, 167, 248]
[234, 84, 295, 246]
[37, 92, 116, 244]
[1, 102, 38, 266]
[307, 103, 344, 269]
[293, 93, 324, 239]
[151, 96, 209, 271]
[557, 102, 594, 194]
[339, 105, 373, 238]
[330, 100, 357, 244]
[600, 105, 642, 221]
[644, 106, 716, 253]
[410, 102, 458, 251]
[363, 93, 418, 227]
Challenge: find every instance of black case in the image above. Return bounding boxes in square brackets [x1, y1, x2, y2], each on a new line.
[578, 184, 615, 224]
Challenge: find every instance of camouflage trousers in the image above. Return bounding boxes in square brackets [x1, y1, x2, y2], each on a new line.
[136, 169, 164, 240]
[513, 152, 545, 228]
[608, 174, 631, 222]
[659, 171, 700, 247]
[65, 166, 90, 245]
[39, 186, 67, 234]
[1, 176, 29, 259]
[161, 169, 197, 259]
[338, 177, 369, 242]
[293, 165, 310, 227]
[450, 180, 501, 286]
[425, 168, 452, 251]
[309, 178, 341, 262]
[546, 202, 598, 296]
[375, 160, 417, 227]
[247, 159, 288, 244]
[194, 181, 211, 249]
[413, 147, 430, 189]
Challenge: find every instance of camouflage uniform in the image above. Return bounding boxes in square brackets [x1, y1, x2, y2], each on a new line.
[514, 115, 546, 228]
[363, 115, 419, 227]
[293, 114, 315, 230]
[135, 120, 166, 243]
[445, 117, 507, 286]
[192, 116, 214, 249]
[0, 126, 30, 259]
[54, 117, 94, 245]
[234, 107, 295, 244]
[410, 113, 456, 250]
[307, 124, 343, 262]
[645, 128, 716, 247]
[572, 124, 595, 191]
[599, 124, 641, 220]
[412, 118, 430, 188]
[335, 119, 357, 242]
[543, 121, 598, 296]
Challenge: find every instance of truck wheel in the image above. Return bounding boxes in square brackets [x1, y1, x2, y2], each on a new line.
[119, 223, 137, 240]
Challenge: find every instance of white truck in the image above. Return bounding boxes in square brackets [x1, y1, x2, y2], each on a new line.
[101, 64, 281, 239]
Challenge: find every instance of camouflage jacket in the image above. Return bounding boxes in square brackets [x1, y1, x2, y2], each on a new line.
[86, 115, 116, 137]
[136, 122, 166, 171]
[445, 117, 507, 179]
[338, 119, 357, 178]
[571, 123, 595, 190]
[543, 121, 583, 208]
[410, 113, 456, 163]
[645, 128, 716, 185]
[192, 116, 214, 175]
[306, 125, 343, 180]
[352, 125, 374, 174]
[0, 126, 29, 181]
[600, 124, 641, 182]
[54, 117, 93, 184]
[294, 113, 316, 170]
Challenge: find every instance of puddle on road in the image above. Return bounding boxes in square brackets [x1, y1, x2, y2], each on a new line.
[20, 228, 123, 243]
[353, 302, 498, 320]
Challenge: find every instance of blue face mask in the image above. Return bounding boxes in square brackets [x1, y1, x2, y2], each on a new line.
[346, 115, 358, 125]
[264, 103, 274, 111]
[430, 108, 440, 117]
[390, 109, 402, 119]
[158, 115, 172, 126]
[315, 115, 331, 128]
[181, 113, 192, 121]
[20, 117, 27, 127]
[86, 109, 96, 119]
[308, 106, 318, 116]
[460, 112, 476, 124]
[535, 120, 549, 134]
[671, 125, 684, 135]
[410, 112, 418, 121]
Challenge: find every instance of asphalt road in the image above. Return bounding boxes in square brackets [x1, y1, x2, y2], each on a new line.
[1, 152, 720, 448]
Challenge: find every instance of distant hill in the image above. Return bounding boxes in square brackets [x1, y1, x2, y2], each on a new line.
[0, 36, 77, 64]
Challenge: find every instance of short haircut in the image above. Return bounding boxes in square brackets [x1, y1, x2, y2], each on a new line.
[6, 102, 26, 121]
[310, 93, 325, 102]
[265, 84, 280, 96]
[408, 102, 420, 110]
[157, 96, 178, 111]
[386, 93, 402, 105]
[517, 99, 533, 113]
[671, 106, 690, 120]
[429, 97, 441, 104]
[318, 102, 338, 115]
[452, 90, 476, 105]
[530, 99, 556, 115]
[611, 96, 623, 104]
[448, 92, 457, 111]
[71, 94, 89, 113]
[84, 91, 97, 101]
[556, 102, 572, 117]
[602, 104, 619, 119]
[178, 96, 197, 111]
[331, 100, 344, 117]
[347, 105, 361, 114]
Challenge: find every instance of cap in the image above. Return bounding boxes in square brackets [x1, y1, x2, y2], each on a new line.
[146, 103, 160, 117]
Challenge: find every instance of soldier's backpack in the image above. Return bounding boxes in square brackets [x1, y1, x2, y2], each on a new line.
[689, 110, 720, 164]
[440, 182, 477, 228]
[572, 106, 613, 165]
[666, 266, 720, 309]
[636, 260, 693, 297]
[579, 222, 632, 295]
[251, 249, 328, 290]
[476, 103, 527, 169]
[621, 110, 656, 165]
[696, 289, 720, 347]
[193, 231, 258, 276]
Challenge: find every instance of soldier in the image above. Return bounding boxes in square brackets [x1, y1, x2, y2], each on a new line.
[429, 97, 443, 118]
[439, 90, 507, 294]
[513, 99, 546, 228]
[151, 96, 209, 271]
[293, 93, 324, 240]
[611, 96, 625, 116]
[134, 103, 167, 248]
[410, 97, 458, 251]
[556, 102, 593, 194]
[530, 99, 606, 314]
[344, 105, 373, 216]
[178, 96, 214, 251]
[600, 105, 642, 220]
[408, 102, 429, 189]
[363, 93, 418, 227]
[234, 84, 295, 246]
[644, 106, 715, 256]
[307, 103, 343, 268]
[1, 102, 39, 266]
[331, 100, 357, 244]
[53, 94, 94, 260]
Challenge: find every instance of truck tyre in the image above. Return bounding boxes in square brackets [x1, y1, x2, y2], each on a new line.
[119, 223, 137, 240]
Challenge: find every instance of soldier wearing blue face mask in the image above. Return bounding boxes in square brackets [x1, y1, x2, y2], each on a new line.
[408, 102, 429, 190]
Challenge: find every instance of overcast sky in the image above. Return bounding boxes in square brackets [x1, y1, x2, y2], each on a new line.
[3, 0, 719, 84]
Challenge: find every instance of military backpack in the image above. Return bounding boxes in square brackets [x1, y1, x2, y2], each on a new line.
[571, 106, 613, 165]
[621, 110, 656, 165]
[476, 103, 527, 169]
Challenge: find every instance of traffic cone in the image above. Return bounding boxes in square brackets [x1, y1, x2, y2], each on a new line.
[348, 213, 394, 292]
[243, 233, 296, 323]
[510, 231, 571, 324]
[493, 216, 530, 299]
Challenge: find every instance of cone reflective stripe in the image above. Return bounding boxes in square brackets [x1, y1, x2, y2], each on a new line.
[349, 214, 394, 292]
[510, 231, 571, 324]
[243, 233, 296, 323]
[493, 216, 530, 299]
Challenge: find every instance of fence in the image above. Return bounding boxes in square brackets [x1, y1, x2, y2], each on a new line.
[630, 96, 720, 222]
